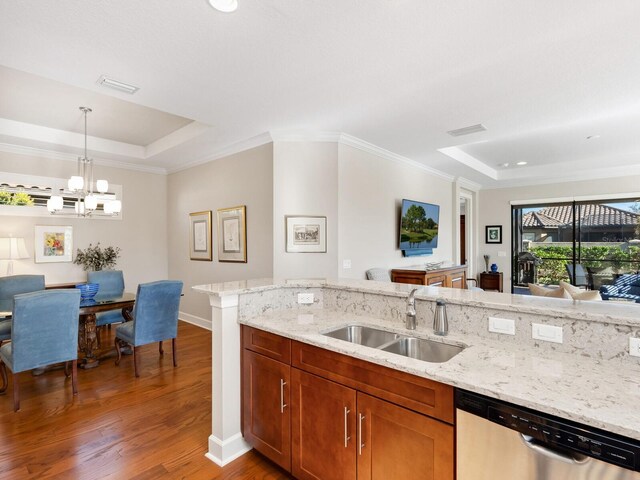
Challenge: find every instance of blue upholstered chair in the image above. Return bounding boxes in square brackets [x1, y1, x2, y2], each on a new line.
[115, 280, 183, 377]
[87, 270, 126, 327]
[0, 289, 81, 411]
[0, 275, 46, 345]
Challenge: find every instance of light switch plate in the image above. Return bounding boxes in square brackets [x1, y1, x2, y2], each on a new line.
[497, 251, 507, 257]
[532, 323, 563, 344]
[488, 317, 515, 335]
[343, 259, 352, 269]
[297, 293, 314, 304]
[629, 337, 640, 357]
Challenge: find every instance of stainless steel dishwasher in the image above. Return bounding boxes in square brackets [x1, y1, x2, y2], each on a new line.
[456, 390, 640, 480]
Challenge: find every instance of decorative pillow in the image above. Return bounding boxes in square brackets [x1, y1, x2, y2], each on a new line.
[528, 283, 572, 299]
[558, 281, 602, 301]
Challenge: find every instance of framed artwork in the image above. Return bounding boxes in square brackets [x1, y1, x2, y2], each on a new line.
[286, 215, 327, 253]
[189, 211, 212, 261]
[34, 225, 73, 263]
[217, 205, 247, 263]
[485, 225, 502, 244]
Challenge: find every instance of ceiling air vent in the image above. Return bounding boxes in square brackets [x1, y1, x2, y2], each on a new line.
[97, 75, 139, 94]
[447, 124, 487, 137]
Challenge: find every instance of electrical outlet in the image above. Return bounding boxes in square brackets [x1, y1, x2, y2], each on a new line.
[532, 323, 563, 344]
[629, 337, 640, 357]
[297, 293, 314, 305]
[488, 317, 515, 335]
[343, 259, 352, 269]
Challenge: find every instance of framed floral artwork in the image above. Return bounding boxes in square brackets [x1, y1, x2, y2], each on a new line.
[189, 211, 212, 261]
[34, 225, 73, 263]
[217, 205, 247, 263]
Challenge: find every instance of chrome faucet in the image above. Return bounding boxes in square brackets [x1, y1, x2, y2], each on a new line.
[406, 288, 418, 330]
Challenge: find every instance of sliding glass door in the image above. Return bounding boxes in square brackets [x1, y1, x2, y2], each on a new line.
[511, 198, 640, 293]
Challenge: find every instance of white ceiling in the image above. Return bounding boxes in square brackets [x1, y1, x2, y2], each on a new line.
[0, 0, 639, 186]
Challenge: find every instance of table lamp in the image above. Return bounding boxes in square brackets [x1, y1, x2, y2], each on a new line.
[0, 237, 30, 276]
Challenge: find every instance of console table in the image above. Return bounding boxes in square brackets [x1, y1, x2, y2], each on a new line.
[391, 265, 467, 288]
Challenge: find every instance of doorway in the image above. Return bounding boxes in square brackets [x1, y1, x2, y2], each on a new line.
[459, 191, 474, 278]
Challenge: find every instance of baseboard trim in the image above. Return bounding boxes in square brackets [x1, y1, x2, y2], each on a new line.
[179, 312, 211, 331]
[205, 433, 252, 466]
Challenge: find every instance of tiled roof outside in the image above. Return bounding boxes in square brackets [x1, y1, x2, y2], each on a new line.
[522, 204, 639, 228]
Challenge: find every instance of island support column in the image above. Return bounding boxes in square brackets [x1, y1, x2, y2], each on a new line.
[205, 294, 251, 466]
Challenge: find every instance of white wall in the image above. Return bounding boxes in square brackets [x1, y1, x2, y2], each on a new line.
[167, 144, 274, 323]
[273, 141, 339, 279]
[0, 150, 168, 290]
[478, 175, 640, 287]
[338, 144, 455, 279]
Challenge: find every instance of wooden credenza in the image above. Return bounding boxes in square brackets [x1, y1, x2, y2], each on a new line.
[391, 265, 467, 289]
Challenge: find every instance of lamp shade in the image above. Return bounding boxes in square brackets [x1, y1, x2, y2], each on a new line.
[96, 179, 109, 193]
[84, 194, 98, 211]
[0, 237, 30, 260]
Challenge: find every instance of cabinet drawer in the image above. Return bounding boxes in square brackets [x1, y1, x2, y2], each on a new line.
[242, 325, 291, 364]
[292, 341, 454, 424]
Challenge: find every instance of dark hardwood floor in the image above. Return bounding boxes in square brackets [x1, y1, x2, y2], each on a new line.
[0, 321, 292, 479]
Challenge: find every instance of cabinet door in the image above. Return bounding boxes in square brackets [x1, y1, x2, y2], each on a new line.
[446, 271, 465, 289]
[356, 392, 454, 480]
[425, 273, 446, 287]
[291, 368, 357, 480]
[242, 349, 291, 471]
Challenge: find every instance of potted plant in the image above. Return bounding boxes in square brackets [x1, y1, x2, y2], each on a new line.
[73, 243, 121, 271]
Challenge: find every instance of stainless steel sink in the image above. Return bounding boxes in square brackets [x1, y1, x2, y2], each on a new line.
[381, 337, 464, 363]
[323, 325, 401, 348]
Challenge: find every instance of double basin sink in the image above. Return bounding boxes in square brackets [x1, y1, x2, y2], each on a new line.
[323, 325, 464, 363]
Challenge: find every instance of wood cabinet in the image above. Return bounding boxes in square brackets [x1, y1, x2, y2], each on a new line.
[479, 272, 503, 292]
[242, 327, 292, 471]
[357, 392, 454, 480]
[242, 326, 455, 480]
[391, 265, 467, 289]
[291, 368, 357, 480]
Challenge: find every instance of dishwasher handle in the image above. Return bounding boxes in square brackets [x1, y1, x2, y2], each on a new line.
[520, 434, 590, 465]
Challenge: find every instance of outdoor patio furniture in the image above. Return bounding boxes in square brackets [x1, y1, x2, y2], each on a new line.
[599, 273, 640, 303]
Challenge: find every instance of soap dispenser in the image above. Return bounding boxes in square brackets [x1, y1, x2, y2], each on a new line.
[433, 299, 448, 336]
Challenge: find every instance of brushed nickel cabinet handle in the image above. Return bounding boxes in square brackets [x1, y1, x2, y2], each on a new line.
[280, 379, 287, 413]
[344, 407, 351, 447]
[358, 413, 365, 455]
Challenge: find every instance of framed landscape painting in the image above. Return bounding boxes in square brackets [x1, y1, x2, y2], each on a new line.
[217, 205, 247, 263]
[189, 211, 212, 261]
[285, 215, 327, 253]
[485, 225, 502, 244]
[34, 225, 73, 263]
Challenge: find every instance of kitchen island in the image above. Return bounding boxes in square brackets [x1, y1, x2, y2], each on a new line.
[194, 278, 640, 471]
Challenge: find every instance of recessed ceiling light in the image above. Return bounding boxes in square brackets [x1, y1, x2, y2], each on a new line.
[501, 162, 510, 167]
[97, 75, 139, 94]
[586, 135, 601, 140]
[208, 0, 238, 12]
[516, 161, 527, 166]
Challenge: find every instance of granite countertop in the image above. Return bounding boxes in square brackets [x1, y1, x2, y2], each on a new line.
[193, 277, 640, 326]
[239, 308, 640, 441]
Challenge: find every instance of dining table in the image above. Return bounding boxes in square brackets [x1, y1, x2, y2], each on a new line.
[0, 292, 136, 369]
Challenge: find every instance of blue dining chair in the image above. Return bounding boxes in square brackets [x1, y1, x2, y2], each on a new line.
[114, 280, 183, 377]
[0, 289, 81, 411]
[87, 270, 126, 327]
[0, 275, 46, 345]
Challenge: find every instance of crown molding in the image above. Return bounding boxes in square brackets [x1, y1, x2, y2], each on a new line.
[456, 177, 482, 192]
[269, 131, 342, 143]
[166, 132, 274, 174]
[338, 133, 455, 182]
[0, 142, 167, 174]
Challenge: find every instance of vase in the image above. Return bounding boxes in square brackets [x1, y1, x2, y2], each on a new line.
[491, 263, 498, 273]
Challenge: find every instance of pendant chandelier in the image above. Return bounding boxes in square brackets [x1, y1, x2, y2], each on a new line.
[46, 106, 122, 217]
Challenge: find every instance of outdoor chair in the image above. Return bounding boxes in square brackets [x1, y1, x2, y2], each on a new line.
[0, 275, 46, 345]
[565, 264, 592, 290]
[114, 280, 183, 377]
[0, 289, 81, 411]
